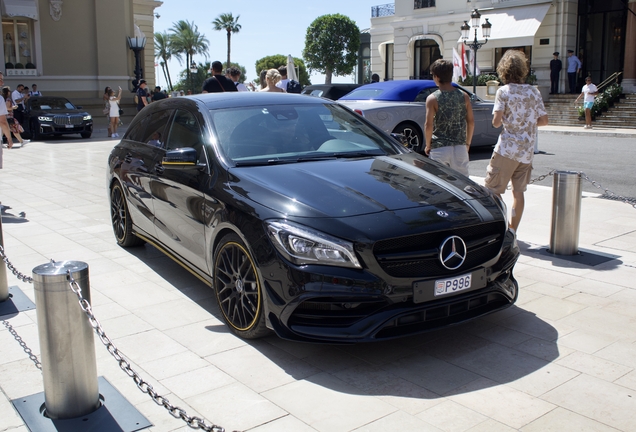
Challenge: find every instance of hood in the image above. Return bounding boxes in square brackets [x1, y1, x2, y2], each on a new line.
[228, 153, 495, 220]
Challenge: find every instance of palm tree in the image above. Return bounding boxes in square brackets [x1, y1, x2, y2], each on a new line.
[170, 20, 209, 91]
[154, 32, 174, 91]
[212, 13, 241, 68]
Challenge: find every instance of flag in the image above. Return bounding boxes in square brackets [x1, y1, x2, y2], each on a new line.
[469, 49, 480, 77]
[452, 47, 463, 81]
[461, 44, 467, 79]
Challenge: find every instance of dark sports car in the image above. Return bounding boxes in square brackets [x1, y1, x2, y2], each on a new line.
[22, 96, 93, 140]
[301, 83, 362, 100]
[338, 80, 501, 151]
[107, 93, 519, 343]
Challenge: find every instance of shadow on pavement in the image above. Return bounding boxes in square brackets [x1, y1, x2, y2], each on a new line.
[122, 241, 560, 402]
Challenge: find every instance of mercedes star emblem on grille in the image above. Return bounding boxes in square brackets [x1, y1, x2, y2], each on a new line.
[439, 236, 467, 270]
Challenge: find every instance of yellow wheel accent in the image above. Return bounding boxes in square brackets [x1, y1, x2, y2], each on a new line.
[214, 239, 262, 333]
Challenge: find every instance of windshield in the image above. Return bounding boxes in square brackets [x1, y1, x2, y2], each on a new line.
[31, 98, 75, 110]
[210, 103, 400, 165]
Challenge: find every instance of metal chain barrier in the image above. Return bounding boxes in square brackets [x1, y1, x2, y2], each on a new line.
[0, 245, 34, 283]
[0, 244, 228, 431]
[521, 170, 635, 209]
[65, 273, 228, 432]
[579, 172, 636, 209]
[2, 320, 42, 370]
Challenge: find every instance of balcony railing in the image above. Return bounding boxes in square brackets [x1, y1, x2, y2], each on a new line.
[371, 3, 395, 17]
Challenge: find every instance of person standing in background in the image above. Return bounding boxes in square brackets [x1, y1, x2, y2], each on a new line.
[484, 50, 549, 235]
[136, 79, 149, 112]
[29, 84, 42, 96]
[424, 59, 474, 177]
[566, 50, 581, 94]
[549, 52, 562, 94]
[0, 72, 15, 167]
[575, 76, 598, 129]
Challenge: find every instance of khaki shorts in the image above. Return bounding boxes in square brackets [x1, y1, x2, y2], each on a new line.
[484, 152, 533, 194]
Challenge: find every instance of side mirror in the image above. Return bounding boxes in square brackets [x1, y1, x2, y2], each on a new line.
[162, 147, 204, 170]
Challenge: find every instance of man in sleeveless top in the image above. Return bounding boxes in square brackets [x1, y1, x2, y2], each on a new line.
[424, 59, 474, 177]
[202, 61, 237, 93]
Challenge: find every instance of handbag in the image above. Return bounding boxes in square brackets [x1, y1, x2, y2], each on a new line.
[118, 108, 124, 116]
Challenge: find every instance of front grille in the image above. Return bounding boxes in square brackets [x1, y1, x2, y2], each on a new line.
[289, 297, 389, 328]
[373, 221, 506, 278]
[53, 115, 83, 126]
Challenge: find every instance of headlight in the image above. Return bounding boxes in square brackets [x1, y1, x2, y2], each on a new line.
[266, 220, 361, 269]
[38, 116, 53, 122]
[83, 114, 92, 120]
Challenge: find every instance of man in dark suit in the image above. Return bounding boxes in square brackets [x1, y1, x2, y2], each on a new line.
[202, 61, 238, 93]
[549, 52, 562, 94]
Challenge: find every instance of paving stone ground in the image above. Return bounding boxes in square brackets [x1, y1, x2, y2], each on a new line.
[1, 131, 635, 432]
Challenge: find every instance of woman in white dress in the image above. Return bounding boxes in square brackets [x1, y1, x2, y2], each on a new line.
[108, 86, 123, 138]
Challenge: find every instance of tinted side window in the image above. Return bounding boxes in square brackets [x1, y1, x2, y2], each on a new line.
[141, 109, 174, 148]
[414, 87, 437, 102]
[165, 109, 204, 162]
[124, 115, 149, 142]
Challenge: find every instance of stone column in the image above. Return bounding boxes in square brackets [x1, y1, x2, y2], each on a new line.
[623, 0, 636, 93]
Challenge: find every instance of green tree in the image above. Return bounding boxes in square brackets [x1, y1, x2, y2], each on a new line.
[154, 31, 174, 91]
[170, 20, 209, 92]
[174, 61, 247, 92]
[212, 13, 241, 69]
[254, 55, 311, 87]
[303, 14, 360, 84]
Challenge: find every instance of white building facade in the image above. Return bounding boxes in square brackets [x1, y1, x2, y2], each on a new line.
[368, 0, 635, 94]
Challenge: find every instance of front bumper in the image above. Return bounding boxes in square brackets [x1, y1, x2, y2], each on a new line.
[263, 229, 520, 343]
[38, 121, 93, 135]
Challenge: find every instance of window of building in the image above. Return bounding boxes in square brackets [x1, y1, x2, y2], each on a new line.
[2, 18, 35, 71]
[384, 43, 394, 81]
[414, 0, 435, 9]
[413, 39, 441, 80]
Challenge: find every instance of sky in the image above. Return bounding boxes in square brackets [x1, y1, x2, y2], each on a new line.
[151, 0, 382, 88]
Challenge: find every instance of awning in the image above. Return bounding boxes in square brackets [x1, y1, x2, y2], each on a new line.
[1, 0, 39, 20]
[378, 41, 393, 63]
[457, 3, 551, 49]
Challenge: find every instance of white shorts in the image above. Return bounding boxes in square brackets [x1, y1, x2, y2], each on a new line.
[429, 145, 469, 176]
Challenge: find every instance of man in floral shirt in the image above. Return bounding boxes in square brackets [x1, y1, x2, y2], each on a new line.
[485, 50, 548, 235]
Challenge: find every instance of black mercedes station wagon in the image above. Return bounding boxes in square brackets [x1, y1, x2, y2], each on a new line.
[107, 93, 519, 343]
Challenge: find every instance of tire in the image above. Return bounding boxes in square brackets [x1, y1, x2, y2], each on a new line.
[80, 132, 92, 139]
[393, 122, 423, 152]
[31, 120, 41, 141]
[213, 233, 269, 339]
[110, 182, 145, 247]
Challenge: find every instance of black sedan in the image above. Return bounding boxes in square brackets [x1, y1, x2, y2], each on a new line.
[107, 93, 519, 343]
[301, 83, 362, 100]
[22, 96, 93, 140]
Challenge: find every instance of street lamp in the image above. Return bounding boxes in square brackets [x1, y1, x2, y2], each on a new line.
[189, 61, 197, 93]
[127, 36, 146, 83]
[460, 9, 492, 95]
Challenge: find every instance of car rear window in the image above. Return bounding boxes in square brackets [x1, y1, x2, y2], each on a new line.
[342, 89, 385, 100]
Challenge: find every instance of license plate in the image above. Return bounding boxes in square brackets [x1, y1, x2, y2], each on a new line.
[65, 124, 74, 128]
[434, 273, 472, 297]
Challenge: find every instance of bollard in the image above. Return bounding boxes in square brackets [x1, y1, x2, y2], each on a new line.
[0, 215, 9, 302]
[32, 261, 100, 419]
[549, 171, 582, 255]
